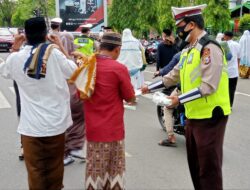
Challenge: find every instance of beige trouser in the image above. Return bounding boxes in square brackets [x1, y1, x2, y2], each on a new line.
[164, 87, 179, 136]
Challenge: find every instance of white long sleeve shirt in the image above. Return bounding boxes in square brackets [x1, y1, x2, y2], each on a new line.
[227, 40, 240, 78]
[0, 45, 77, 137]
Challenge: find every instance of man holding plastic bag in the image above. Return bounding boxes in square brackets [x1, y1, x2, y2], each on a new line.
[142, 4, 231, 190]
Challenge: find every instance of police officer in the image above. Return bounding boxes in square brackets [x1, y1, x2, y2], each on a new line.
[50, 17, 63, 36]
[142, 4, 231, 190]
[50, 17, 75, 56]
[74, 24, 94, 56]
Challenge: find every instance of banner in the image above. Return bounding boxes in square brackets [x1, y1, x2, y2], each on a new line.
[58, 0, 105, 32]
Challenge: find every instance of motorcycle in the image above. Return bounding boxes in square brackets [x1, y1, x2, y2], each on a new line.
[156, 86, 186, 136]
[144, 41, 158, 65]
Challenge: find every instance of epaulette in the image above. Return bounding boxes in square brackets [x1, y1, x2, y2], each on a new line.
[197, 34, 223, 57]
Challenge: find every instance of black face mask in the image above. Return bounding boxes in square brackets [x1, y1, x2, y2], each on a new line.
[176, 23, 192, 41]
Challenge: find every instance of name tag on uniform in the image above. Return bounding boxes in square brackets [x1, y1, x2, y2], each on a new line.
[78, 38, 89, 43]
[179, 56, 187, 69]
[187, 53, 194, 64]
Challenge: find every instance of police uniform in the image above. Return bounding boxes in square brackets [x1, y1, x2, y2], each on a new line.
[74, 24, 94, 56]
[162, 5, 231, 190]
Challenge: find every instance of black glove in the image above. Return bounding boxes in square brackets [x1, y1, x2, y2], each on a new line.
[140, 64, 147, 71]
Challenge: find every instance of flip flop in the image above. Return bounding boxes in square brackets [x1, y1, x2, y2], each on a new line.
[158, 139, 177, 147]
[19, 154, 24, 161]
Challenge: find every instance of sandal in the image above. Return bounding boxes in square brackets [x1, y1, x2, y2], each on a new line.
[19, 148, 24, 161]
[158, 139, 177, 147]
[19, 154, 24, 161]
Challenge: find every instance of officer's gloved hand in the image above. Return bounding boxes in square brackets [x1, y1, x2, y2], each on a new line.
[140, 64, 147, 71]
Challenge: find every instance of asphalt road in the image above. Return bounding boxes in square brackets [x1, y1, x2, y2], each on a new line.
[0, 52, 250, 190]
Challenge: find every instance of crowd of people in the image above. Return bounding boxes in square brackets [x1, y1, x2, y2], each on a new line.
[0, 2, 249, 190]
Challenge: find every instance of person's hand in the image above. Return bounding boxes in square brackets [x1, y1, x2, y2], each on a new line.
[140, 64, 147, 71]
[47, 34, 71, 59]
[47, 34, 62, 46]
[71, 51, 85, 58]
[166, 95, 179, 108]
[141, 85, 149, 94]
[153, 71, 160, 78]
[11, 34, 26, 52]
[71, 51, 88, 67]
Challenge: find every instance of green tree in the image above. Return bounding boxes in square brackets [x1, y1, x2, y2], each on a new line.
[109, 0, 140, 32]
[157, 0, 188, 32]
[239, 14, 250, 32]
[136, 0, 158, 35]
[202, 0, 231, 34]
[0, 0, 17, 27]
[178, 0, 231, 34]
[108, 0, 231, 36]
[12, 0, 56, 27]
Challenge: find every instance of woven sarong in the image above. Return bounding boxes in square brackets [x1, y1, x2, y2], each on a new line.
[85, 141, 125, 190]
[239, 65, 250, 78]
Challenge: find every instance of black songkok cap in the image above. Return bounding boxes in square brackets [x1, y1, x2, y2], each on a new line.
[224, 31, 233, 38]
[101, 32, 122, 46]
[25, 17, 47, 36]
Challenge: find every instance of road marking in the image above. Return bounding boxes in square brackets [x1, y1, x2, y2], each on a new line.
[144, 81, 152, 85]
[125, 152, 132, 157]
[0, 91, 11, 109]
[236, 91, 250, 97]
[144, 70, 155, 74]
[9, 87, 15, 94]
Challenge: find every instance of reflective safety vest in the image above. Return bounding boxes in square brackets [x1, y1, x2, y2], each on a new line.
[179, 39, 231, 119]
[74, 36, 94, 56]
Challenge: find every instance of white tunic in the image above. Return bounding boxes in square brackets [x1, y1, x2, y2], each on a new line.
[227, 40, 240, 78]
[0, 45, 77, 137]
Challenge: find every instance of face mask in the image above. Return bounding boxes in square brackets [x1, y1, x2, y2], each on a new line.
[176, 23, 192, 41]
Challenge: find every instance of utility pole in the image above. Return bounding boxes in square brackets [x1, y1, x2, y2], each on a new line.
[240, 0, 243, 18]
[43, 0, 49, 28]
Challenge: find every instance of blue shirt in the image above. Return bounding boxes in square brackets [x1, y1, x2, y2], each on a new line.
[159, 52, 181, 76]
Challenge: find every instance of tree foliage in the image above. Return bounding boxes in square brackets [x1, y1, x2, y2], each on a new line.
[12, 0, 56, 27]
[109, 0, 140, 32]
[239, 14, 250, 32]
[202, 0, 231, 34]
[11, 0, 56, 27]
[109, 0, 231, 36]
[0, 0, 17, 27]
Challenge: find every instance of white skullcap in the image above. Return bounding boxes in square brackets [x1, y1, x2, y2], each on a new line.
[51, 18, 63, 24]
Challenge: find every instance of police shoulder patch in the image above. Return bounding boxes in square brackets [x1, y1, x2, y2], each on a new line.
[201, 48, 211, 65]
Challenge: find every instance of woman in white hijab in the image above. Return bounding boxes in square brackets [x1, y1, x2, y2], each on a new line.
[117, 28, 145, 89]
[239, 30, 250, 78]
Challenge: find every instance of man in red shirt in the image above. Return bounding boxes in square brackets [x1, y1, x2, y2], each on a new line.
[83, 32, 135, 190]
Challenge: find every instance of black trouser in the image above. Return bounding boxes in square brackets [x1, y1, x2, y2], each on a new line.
[229, 77, 238, 108]
[185, 116, 228, 190]
[13, 81, 21, 117]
